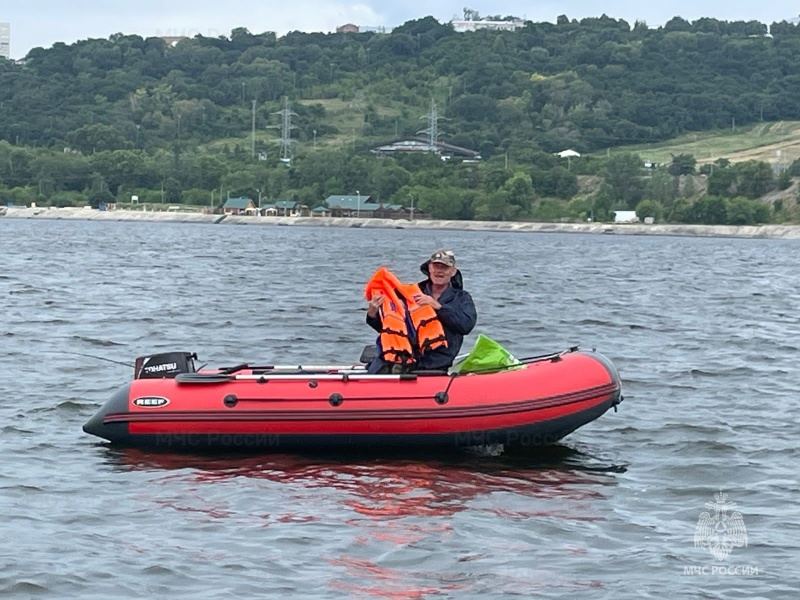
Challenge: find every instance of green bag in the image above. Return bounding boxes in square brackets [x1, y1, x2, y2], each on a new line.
[451, 334, 520, 374]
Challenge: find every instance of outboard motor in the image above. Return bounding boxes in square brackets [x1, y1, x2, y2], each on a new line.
[134, 352, 197, 379]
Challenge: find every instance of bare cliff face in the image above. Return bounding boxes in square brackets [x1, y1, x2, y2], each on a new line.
[578, 172, 799, 219]
[576, 176, 604, 196]
[760, 178, 800, 218]
[676, 174, 708, 201]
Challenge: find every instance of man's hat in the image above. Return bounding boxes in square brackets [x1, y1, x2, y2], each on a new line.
[429, 249, 456, 267]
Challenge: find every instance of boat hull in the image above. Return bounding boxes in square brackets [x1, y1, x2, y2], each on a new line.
[83, 350, 622, 450]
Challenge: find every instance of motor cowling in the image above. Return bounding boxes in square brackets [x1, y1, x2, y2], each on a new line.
[134, 352, 197, 379]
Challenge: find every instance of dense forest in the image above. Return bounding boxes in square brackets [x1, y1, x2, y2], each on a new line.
[2, 13, 800, 224]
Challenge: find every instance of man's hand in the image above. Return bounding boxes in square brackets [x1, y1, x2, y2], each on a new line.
[413, 293, 441, 310]
[367, 294, 384, 317]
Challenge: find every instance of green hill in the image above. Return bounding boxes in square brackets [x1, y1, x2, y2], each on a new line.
[2, 15, 800, 225]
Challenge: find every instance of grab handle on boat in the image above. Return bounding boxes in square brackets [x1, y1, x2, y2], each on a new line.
[231, 373, 419, 381]
[220, 363, 249, 375]
[251, 364, 367, 373]
[175, 373, 234, 384]
[549, 347, 579, 362]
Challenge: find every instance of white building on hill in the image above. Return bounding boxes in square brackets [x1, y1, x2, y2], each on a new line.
[0, 23, 10, 60]
[451, 19, 525, 32]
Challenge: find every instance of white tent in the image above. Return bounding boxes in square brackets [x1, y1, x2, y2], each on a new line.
[556, 149, 581, 170]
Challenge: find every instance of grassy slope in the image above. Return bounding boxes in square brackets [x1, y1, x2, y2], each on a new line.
[607, 121, 800, 218]
[201, 97, 398, 153]
[206, 110, 800, 167]
[607, 121, 800, 166]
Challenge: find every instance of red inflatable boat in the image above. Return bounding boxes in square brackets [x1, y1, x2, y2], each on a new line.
[83, 348, 622, 450]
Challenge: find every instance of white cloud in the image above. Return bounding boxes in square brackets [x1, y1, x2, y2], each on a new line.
[135, 2, 384, 38]
[6, 1, 384, 58]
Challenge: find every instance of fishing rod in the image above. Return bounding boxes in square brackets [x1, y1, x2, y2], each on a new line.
[49, 351, 135, 368]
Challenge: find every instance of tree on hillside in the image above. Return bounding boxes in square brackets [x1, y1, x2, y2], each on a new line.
[604, 153, 645, 208]
[531, 165, 578, 198]
[688, 196, 728, 224]
[67, 124, 131, 154]
[635, 198, 663, 222]
[503, 172, 535, 211]
[588, 183, 615, 221]
[706, 161, 737, 197]
[668, 153, 697, 197]
[735, 160, 775, 198]
[668, 153, 696, 176]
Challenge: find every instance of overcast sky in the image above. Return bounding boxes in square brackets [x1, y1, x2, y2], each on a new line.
[3, 1, 799, 59]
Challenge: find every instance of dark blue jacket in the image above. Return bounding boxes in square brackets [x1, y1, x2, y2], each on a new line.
[366, 267, 477, 371]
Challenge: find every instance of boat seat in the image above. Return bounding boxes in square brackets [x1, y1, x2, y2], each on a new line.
[359, 344, 378, 364]
[359, 344, 450, 376]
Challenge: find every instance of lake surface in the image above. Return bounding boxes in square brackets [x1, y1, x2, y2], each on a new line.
[1, 218, 798, 598]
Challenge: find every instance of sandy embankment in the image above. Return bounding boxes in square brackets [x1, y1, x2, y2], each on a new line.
[3, 206, 800, 239]
[0, 206, 221, 224]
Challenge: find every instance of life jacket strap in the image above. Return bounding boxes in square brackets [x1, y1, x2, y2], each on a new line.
[418, 334, 448, 354]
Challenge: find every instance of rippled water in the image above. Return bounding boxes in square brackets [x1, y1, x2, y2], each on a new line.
[1, 218, 798, 598]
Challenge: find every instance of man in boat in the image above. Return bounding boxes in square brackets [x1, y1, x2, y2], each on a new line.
[366, 249, 477, 373]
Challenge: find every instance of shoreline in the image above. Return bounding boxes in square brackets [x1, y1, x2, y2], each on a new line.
[3, 206, 800, 239]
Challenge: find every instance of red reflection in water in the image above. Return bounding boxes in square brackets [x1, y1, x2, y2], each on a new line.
[328, 556, 468, 598]
[112, 449, 610, 520]
[108, 448, 617, 598]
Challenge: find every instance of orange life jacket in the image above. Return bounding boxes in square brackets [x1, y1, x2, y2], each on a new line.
[365, 267, 448, 365]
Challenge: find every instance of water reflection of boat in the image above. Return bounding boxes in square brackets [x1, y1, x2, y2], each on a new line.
[105, 446, 626, 520]
[103, 447, 627, 598]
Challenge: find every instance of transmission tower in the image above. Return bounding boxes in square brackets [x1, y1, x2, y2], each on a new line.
[418, 99, 445, 153]
[269, 97, 298, 166]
